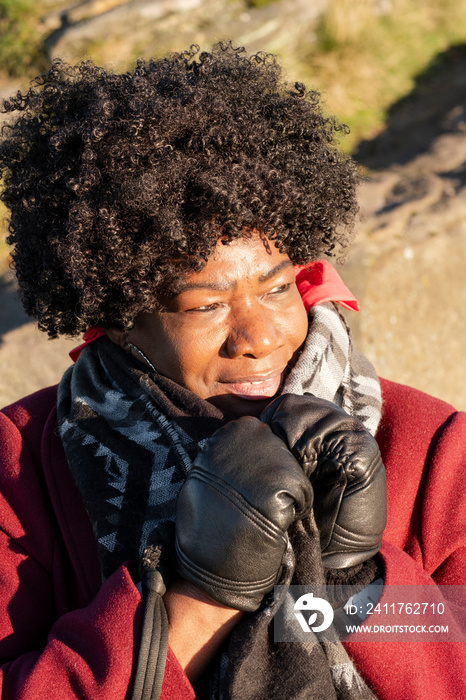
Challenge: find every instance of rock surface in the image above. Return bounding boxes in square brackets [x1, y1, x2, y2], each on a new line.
[1, 25, 466, 410]
[42, 0, 326, 77]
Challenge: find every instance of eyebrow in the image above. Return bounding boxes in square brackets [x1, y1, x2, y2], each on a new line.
[259, 259, 293, 283]
[176, 260, 294, 293]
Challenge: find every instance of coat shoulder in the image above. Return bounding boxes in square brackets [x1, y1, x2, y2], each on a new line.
[1, 384, 59, 429]
[378, 377, 459, 439]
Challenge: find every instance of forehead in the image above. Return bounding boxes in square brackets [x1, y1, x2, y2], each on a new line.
[178, 235, 293, 292]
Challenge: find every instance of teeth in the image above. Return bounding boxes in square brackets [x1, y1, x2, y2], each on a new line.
[242, 377, 275, 385]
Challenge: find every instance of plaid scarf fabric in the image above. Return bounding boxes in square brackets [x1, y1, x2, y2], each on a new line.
[57, 302, 382, 700]
[283, 304, 382, 436]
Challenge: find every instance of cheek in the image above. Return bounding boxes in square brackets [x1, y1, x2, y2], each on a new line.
[129, 315, 187, 380]
[154, 321, 225, 388]
[284, 298, 309, 351]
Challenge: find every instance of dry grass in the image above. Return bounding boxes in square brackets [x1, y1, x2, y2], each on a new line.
[300, 0, 466, 150]
[0, 0, 49, 79]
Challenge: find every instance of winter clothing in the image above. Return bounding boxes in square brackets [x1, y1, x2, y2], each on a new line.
[0, 375, 465, 698]
[56, 306, 383, 699]
[57, 297, 382, 583]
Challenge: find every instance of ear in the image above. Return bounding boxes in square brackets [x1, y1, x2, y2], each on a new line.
[105, 326, 128, 349]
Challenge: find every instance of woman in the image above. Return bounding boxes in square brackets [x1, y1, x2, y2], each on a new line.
[0, 43, 465, 699]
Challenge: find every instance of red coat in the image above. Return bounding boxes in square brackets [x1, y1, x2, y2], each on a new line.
[0, 378, 465, 699]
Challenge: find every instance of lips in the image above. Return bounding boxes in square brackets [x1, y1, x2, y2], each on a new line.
[219, 370, 285, 400]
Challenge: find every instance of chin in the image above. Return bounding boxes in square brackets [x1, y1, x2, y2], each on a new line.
[207, 394, 275, 419]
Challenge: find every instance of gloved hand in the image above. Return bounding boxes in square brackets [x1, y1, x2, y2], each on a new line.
[261, 394, 387, 570]
[175, 416, 313, 612]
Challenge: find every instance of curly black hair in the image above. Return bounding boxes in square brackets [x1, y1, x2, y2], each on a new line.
[0, 42, 359, 338]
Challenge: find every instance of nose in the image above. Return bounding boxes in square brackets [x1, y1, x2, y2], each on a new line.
[224, 302, 285, 359]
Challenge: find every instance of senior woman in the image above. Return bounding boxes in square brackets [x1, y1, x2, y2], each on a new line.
[0, 43, 465, 700]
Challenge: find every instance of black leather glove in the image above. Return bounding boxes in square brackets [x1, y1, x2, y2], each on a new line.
[261, 394, 387, 570]
[174, 416, 313, 612]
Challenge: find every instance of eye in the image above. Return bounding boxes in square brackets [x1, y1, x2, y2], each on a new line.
[186, 302, 222, 313]
[269, 283, 292, 295]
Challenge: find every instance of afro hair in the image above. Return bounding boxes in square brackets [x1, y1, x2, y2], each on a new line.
[0, 42, 359, 337]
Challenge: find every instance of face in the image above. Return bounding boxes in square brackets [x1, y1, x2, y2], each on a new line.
[125, 234, 309, 417]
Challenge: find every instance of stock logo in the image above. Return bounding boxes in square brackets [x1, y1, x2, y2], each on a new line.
[294, 592, 334, 633]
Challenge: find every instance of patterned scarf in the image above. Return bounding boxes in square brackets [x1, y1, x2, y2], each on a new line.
[283, 304, 381, 436]
[57, 302, 382, 700]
